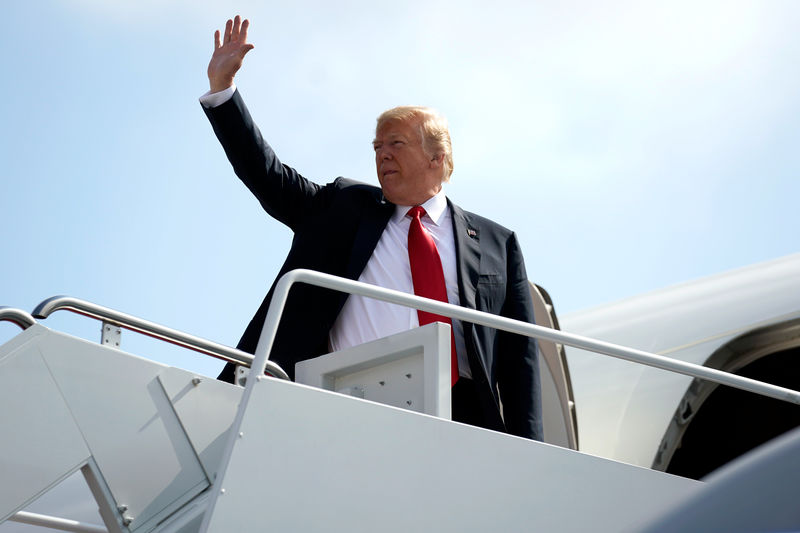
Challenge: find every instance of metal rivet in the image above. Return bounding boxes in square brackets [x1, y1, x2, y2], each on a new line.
[406, 400, 412, 406]
[192, 377, 202, 386]
[220, 488, 226, 495]
[405, 373, 412, 379]
[379, 381, 385, 386]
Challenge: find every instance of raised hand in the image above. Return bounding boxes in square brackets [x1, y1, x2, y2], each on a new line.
[207, 15, 255, 93]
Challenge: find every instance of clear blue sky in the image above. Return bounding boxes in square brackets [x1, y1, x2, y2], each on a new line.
[2, 1, 798, 378]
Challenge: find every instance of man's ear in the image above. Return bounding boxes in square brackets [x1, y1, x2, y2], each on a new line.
[429, 152, 444, 169]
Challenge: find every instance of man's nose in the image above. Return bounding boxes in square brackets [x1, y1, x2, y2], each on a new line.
[377, 147, 393, 160]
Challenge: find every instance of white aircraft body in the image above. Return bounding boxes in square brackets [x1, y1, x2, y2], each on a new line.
[562, 253, 800, 478]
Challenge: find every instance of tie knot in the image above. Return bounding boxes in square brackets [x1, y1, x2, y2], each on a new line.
[407, 206, 426, 220]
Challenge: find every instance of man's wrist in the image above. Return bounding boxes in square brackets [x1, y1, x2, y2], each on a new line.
[209, 78, 234, 94]
[199, 85, 236, 108]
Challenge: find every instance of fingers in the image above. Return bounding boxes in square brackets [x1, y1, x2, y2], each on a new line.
[223, 18, 233, 44]
[238, 18, 253, 57]
[213, 29, 221, 50]
[221, 16, 249, 46]
[231, 15, 242, 42]
[240, 18, 250, 43]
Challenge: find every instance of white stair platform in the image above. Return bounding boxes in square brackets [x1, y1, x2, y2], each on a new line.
[1, 324, 700, 533]
[204, 375, 699, 532]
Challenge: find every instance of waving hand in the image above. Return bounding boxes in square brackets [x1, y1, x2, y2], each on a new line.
[207, 15, 255, 93]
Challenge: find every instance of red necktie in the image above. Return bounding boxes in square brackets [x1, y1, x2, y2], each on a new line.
[407, 206, 459, 386]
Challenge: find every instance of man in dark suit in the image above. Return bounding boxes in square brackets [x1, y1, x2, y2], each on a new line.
[202, 16, 542, 441]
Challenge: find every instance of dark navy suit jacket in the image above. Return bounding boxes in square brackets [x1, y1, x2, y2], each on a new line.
[204, 91, 542, 440]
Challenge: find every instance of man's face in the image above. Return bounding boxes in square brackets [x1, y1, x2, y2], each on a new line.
[373, 118, 444, 206]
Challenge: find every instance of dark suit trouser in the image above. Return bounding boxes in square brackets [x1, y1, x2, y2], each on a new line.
[452, 378, 486, 429]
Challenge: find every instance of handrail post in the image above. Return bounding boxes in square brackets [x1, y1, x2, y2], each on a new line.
[101, 321, 122, 349]
[251, 270, 300, 378]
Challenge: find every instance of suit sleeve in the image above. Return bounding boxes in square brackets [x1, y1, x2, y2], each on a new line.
[202, 90, 334, 231]
[496, 232, 543, 440]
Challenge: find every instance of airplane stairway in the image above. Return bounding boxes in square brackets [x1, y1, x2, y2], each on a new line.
[0, 319, 701, 533]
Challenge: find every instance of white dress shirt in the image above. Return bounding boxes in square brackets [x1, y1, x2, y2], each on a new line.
[329, 190, 470, 378]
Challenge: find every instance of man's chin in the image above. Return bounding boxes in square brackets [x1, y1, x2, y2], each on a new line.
[379, 185, 403, 205]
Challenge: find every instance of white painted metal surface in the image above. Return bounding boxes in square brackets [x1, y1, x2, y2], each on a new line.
[0, 327, 92, 524]
[0, 325, 241, 533]
[296, 322, 452, 418]
[1, 321, 702, 533]
[201, 376, 699, 533]
[1, 472, 103, 533]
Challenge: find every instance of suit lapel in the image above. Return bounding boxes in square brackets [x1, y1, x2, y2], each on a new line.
[345, 199, 394, 281]
[449, 200, 481, 310]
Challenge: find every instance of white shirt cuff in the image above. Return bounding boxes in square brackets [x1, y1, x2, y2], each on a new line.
[199, 84, 236, 108]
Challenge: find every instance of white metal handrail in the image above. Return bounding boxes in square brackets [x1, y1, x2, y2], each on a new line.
[252, 269, 800, 406]
[0, 306, 36, 329]
[8, 511, 106, 533]
[31, 295, 289, 381]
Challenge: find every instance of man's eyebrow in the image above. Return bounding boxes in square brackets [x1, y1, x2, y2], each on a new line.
[373, 132, 407, 147]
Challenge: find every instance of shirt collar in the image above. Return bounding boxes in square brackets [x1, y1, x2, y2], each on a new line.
[392, 188, 448, 226]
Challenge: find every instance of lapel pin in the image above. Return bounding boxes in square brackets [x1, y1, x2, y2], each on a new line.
[467, 229, 477, 238]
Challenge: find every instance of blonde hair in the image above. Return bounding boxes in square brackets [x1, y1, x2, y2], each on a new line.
[376, 106, 454, 181]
